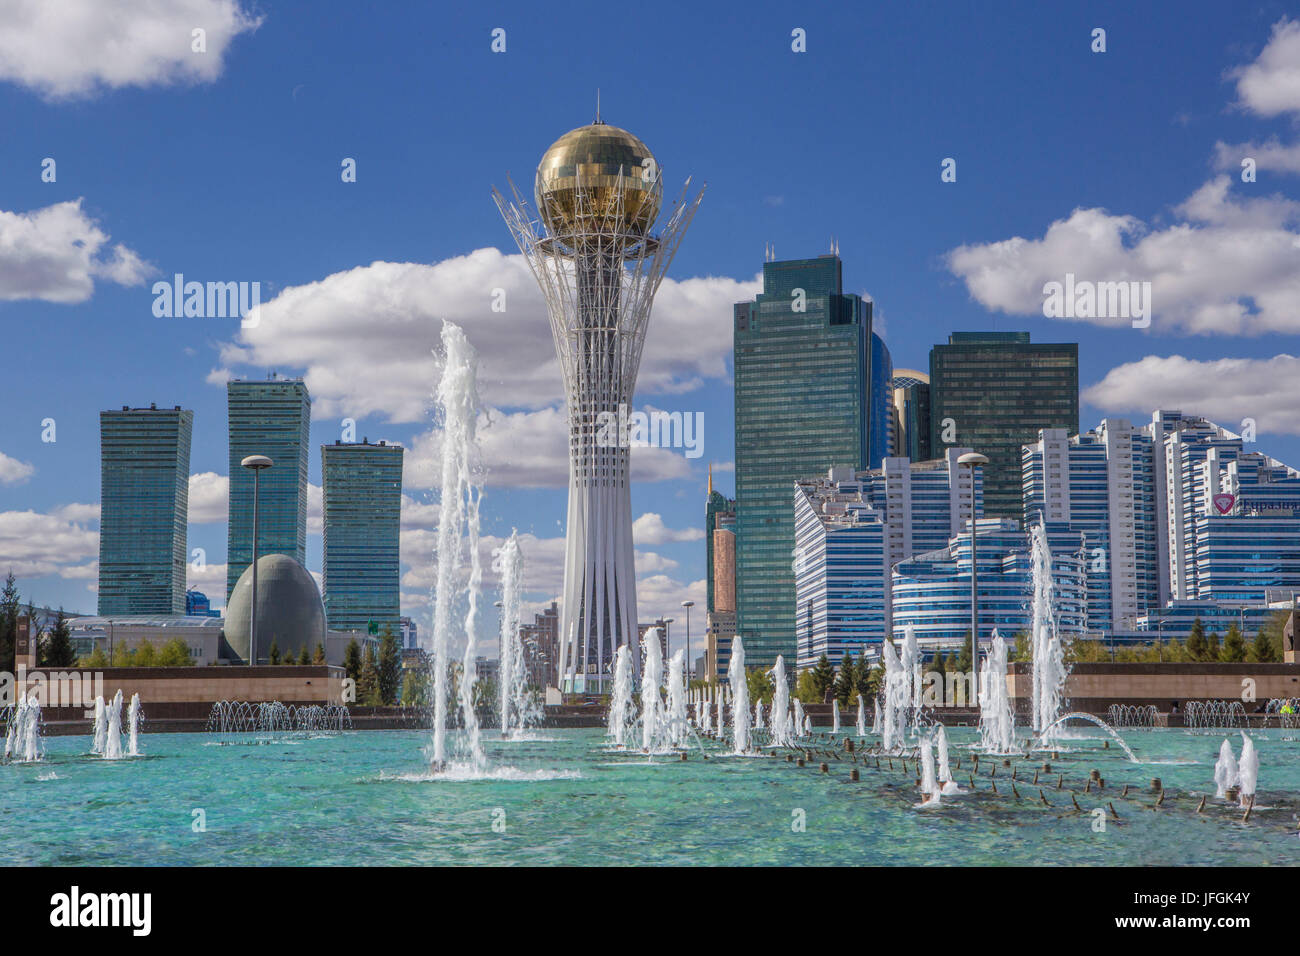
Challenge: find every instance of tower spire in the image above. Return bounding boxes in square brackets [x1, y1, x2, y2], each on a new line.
[708, 462, 713, 496]
[595, 88, 602, 124]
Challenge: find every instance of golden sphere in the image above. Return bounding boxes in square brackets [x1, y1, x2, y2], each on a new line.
[535, 122, 661, 237]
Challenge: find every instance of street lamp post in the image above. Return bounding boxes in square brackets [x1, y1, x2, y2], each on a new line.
[957, 452, 989, 715]
[241, 454, 273, 666]
[681, 600, 695, 682]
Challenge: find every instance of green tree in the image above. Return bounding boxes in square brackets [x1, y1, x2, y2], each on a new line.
[1220, 624, 1246, 663]
[809, 654, 835, 702]
[377, 625, 402, 704]
[158, 637, 191, 666]
[313, 642, 326, 664]
[41, 608, 77, 667]
[298, 645, 311, 665]
[81, 646, 109, 668]
[344, 638, 362, 683]
[1012, 631, 1031, 663]
[955, 631, 973, 674]
[358, 647, 381, 705]
[24, 602, 43, 661]
[268, 640, 281, 665]
[133, 639, 157, 666]
[746, 665, 775, 706]
[864, 664, 884, 699]
[401, 667, 430, 706]
[794, 669, 818, 703]
[1185, 616, 1207, 661]
[111, 641, 133, 666]
[1250, 627, 1279, 663]
[833, 653, 857, 706]
[1206, 630, 1220, 662]
[0, 570, 19, 673]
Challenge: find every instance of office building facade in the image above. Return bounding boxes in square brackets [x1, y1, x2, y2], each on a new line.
[890, 370, 931, 462]
[929, 332, 1078, 520]
[98, 405, 193, 616]
[321, 439, 404, 635]
[733, 254, 878, 669]
[226, 378, 311, 603]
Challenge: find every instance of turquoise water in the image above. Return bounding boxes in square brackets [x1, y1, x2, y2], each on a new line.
[3, 727, 1298, 865]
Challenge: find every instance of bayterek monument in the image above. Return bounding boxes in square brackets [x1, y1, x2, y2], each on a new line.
[495, 112, 702, 691]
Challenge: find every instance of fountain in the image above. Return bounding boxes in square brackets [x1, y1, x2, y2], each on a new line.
[793, 698, 805, 739]
[856, 694, 866, 736]
[698, 687, 711, 735]
[665, 650, 690, 748]
[429, 320, 487, 773]
[728, 636, 751, 754]
[1213, 738, 1238, 798]
[494, 530, 530, 737]
[1029, 523, 1069, 742]
[205, 701, 352, 733]
[1238, 732, 1258, 808]
[91, 696, 106, 754]
[104, 690, 124, 760]
[901, 626, 923, 732]
[831, 699, 840, 735]
[871, 698, 880, 735]
[607, 645, 636, 747]
[879, 636, 908, 753]
[716, 686, 725, 739]
[978, 632, 1015, 754]
[3, 693, 42, 763]
[769, 656, 793, 747]
[641, 626, 666, 752]
[918, 737, 941, 807]
[754, 698, 764, 732]
[1033, 712, 1138, 762]
[127, 693, 142, 756]
[935, 725, 957, 793]
[1107, 704, 1159, 729]
[1185, 700, 1246, 732]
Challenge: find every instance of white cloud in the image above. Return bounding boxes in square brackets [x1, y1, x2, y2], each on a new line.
[635, 550, 679, 573]
[1213, 137, 1300, 176]
[402, 407, 691, 491]
[0, 507, 99, 580]
[1229, 17, 1300, 119]
[1085, 354, 1300, 435]
[633, 512, 703, 545]
[215, 249, 758, 423]
[0, 451, 34, 485]
[0, 200, 150, 303]
[945, 177, 1300, 334]
[634, 574, 706, 640]
[187, 472, 227, 523]
[0, 0, 262, 100]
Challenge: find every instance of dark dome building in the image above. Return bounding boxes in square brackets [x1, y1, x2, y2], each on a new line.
[223, 554, 326, 663]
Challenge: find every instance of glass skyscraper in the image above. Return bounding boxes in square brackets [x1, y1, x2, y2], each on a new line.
[733, 254, 878, 670]
[226, 379, 311, 603]
[322, 440, 404, 634]
[98, 404, 193, 615]
[929, 332, 1078, 520]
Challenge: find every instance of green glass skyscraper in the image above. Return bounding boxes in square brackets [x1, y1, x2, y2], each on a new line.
[929, 332, 1078, 519]
[321, 440, 404, 634]
[98, 404, 193, 615]
[733, 255, 875, 670]
[226, 379, 311, 603]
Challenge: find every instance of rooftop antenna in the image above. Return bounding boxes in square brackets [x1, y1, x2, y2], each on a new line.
[595, 88, 602, 124]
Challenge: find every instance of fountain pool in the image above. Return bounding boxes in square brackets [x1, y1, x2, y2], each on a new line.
[3, 726, 1299, 865]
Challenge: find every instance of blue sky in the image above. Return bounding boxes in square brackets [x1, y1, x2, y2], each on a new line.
[2, 0, 1299, 654]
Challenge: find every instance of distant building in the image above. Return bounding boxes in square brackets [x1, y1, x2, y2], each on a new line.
[185, 589, 221, 618]
[226, 378, 311, 603]
[929, 332, 1078, 520]
[869, 332, 893, 469]
[892, 519, 1087, 652]
[321, 439, 404, 635]
[475, 656, 500, 685]
[519, 601, 560, 688]
[705, 466, 736, 681]
[98, 404, 193, 616]
[792, 451, 980, 667]
[398, 616, 419, 651]
[733, 254, 881, 670]
[890, 370, 931, 462]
